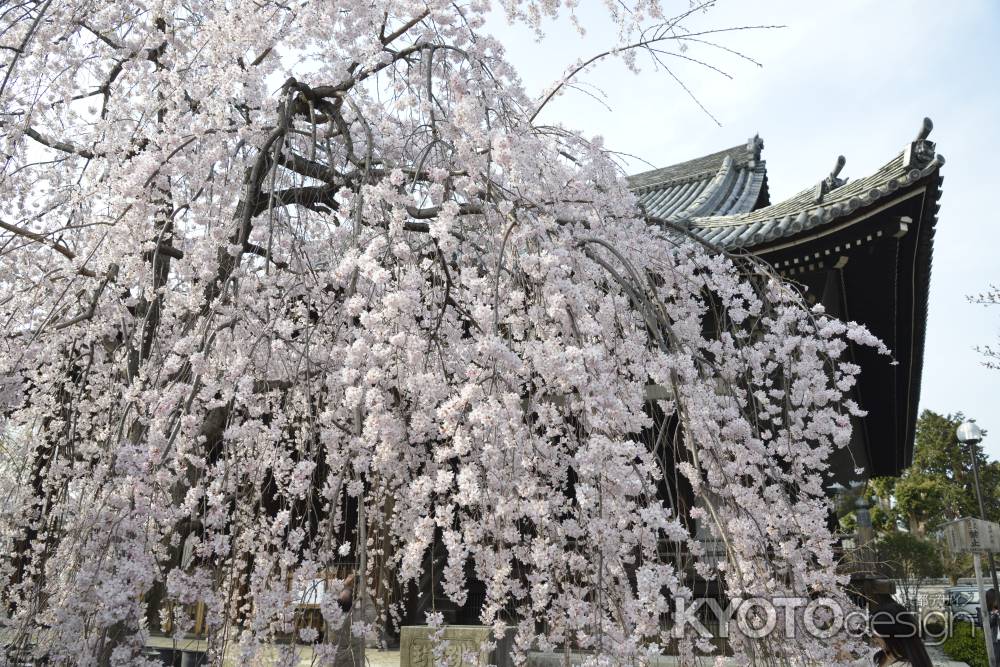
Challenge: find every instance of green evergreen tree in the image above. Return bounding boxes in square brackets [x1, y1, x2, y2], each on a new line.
[900, 411, 1000, 529]
[876, 530, 943, 610]
[847, 411, 996, 582]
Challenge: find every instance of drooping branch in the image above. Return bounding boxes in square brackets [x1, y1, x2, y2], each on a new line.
[0, 5, 867, 665]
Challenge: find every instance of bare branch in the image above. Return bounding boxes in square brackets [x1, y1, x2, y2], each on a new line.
[3, 122, 96, 159]
[55, 264, 119, 330]
[0, 218, 97, 277]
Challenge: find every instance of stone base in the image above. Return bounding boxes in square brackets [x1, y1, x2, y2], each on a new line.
[400, 625, 514, 667]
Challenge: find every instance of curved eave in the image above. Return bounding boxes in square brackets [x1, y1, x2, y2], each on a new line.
[688, 152, 945, 251]
[902, 170, 941, 470]
[634, 123, 943, 478]
[690, 159, 942, 478]
[761, 170, 941, 477]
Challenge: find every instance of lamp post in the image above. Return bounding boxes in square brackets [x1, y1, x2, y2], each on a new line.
[957, 420, 1000, 595]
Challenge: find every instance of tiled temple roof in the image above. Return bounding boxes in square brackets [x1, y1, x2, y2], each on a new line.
[631, 119, 944, 252]
[690, 153, 944, 250]
[628, 136, 769, 220]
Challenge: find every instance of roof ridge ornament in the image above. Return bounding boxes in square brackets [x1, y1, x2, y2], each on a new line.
[813, 155, 847, 204]
[746, 134, 764, 161]
[904, 117, 936, 169]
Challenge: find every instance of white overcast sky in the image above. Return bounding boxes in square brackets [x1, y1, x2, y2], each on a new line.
[487, 0, 1000, 458]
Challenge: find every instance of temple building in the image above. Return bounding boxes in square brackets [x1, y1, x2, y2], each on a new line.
[629, 117, 943, 484]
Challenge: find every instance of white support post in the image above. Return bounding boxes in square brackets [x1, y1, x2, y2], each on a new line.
[354, 403, 366, 667]
[358, 491, 367, 667]
[974, 553, 997, 667]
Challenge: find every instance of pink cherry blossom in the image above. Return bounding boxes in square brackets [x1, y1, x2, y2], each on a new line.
[0, 2, 878, 665]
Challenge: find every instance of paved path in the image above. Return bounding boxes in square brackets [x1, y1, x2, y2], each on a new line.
[144, 639, 970, 666]
[371, 648, 970, 666]
[927, 643, 970, 666]
[367, 648, 970, 667]
[366, 650, 401, 667]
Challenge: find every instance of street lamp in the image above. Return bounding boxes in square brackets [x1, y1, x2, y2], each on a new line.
[956, 420, 1000, 595]
[958, 421, 985, 448]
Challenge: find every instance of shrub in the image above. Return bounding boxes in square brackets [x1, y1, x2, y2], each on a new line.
[942, 621, 990, 667]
